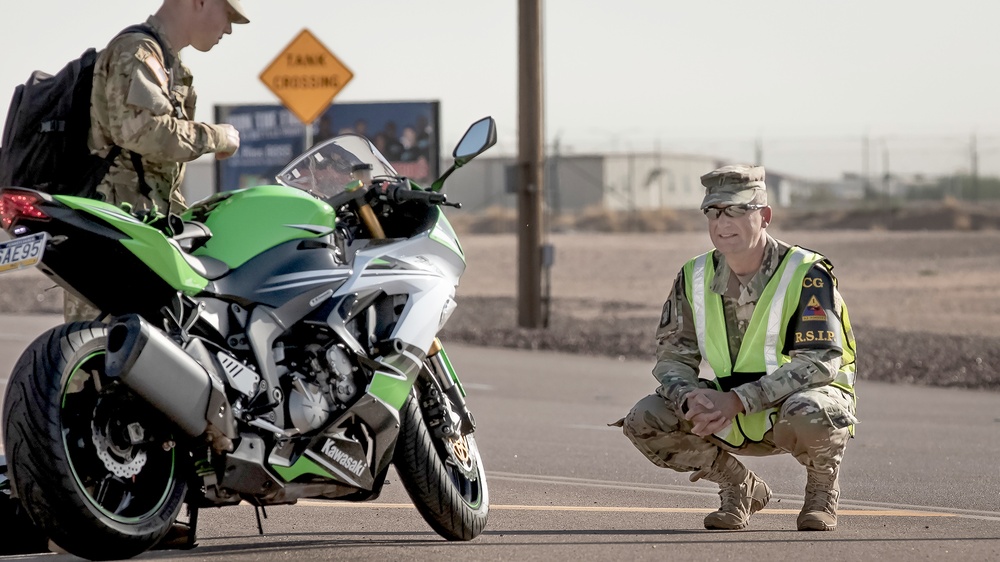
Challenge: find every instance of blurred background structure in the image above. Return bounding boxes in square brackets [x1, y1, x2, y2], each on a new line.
[184, 132, 1000, 214]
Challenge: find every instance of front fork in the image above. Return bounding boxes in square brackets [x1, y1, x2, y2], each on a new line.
[424, 338, 476, 438]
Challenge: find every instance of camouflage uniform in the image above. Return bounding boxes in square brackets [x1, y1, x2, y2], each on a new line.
[619, 164, 858, 531]
[89, 15, 233, 215]
[64, 15, 236, 322]
[623, 234, 857, 472]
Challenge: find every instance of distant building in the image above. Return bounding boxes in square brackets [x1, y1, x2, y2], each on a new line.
[181, 151, 804, 213]
[439, 152, 740, 214]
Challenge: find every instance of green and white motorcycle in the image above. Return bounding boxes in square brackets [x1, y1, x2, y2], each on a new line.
[0, 117, 496, 560]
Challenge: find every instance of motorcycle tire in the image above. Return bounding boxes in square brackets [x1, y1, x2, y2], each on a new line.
[393, 389, 489, 540]
[2, 322, 186, 560]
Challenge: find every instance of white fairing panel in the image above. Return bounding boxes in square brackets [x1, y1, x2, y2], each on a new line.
[334, 230, 465, 353]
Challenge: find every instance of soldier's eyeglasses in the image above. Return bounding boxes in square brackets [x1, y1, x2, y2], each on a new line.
[702, 204, 766, 219]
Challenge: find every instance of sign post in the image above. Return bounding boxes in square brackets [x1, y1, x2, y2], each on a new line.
[259, 28, 354, 144]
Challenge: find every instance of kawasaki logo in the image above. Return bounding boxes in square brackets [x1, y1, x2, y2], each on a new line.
[320, 439, 365, 476]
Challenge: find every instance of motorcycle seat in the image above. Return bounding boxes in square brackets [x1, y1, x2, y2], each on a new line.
[163, 219, 230, 280]
[183, 253, 230, 280]
[170, 218, 213, 248]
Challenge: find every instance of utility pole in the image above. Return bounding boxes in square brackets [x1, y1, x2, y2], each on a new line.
[517, 0, 544, 328]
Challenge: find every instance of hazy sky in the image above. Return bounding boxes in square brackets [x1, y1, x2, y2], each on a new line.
[2, 0, 999, 179]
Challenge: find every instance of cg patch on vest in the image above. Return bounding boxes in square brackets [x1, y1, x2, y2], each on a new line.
[802, 295, 827, 322]
[803, 277, 824, 288]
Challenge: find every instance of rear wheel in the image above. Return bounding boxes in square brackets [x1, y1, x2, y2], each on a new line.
[393, 381, 488, 540]
[2, 322, 186, 560]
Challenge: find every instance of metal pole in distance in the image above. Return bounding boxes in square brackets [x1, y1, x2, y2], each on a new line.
[517, 0, 544, 328]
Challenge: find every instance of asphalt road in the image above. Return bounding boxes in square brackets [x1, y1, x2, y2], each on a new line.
[0, 314, 998, 561]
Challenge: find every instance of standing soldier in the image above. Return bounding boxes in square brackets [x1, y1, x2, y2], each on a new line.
[617, 164, 858, 531]
[64, 0, 249, 322]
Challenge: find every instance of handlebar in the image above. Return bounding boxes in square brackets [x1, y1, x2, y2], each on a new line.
[374, 182, 455, 207]
[324, 180, 461, 212]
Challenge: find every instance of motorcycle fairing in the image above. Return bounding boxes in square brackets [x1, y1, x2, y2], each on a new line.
[59, 196, 209, 294]
[428, 210, 464, 261]
[189, 185, 336, 269]
[204, 237, 348, 309]
[3, 192, 199, 318]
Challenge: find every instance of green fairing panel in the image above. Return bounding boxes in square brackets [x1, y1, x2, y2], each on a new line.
[188, 185, 336, 268]
[430, 211, 464, 261]
[58, 196, 208, 293]
[368, 371, 412, 410]
[272, 455, 334, 481]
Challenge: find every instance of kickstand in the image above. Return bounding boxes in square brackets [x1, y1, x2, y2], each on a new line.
[253, 505, 268, 535]
[186, 505, 199, 549]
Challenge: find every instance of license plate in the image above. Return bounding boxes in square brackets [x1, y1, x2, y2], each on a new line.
[0, 232, 48, 274]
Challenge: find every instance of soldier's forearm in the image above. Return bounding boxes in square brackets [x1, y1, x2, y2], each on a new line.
[117, 114, 224, 162]
[653, 363, 701, 411]
[736, 349, 841, 412]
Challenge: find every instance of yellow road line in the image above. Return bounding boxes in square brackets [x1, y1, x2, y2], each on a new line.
[297, 501, 954, 517]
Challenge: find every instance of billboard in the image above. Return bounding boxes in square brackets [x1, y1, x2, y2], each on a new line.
[214, 105, 306, 192]
[215, 101, 440, 193]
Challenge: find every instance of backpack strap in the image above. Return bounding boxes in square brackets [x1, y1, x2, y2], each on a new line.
[129, 151, 152, 199]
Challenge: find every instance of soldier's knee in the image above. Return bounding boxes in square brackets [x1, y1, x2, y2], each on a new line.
[622, 394, 680, 441]
[782, 389, 855, 427]
[775, 392, 855, 451]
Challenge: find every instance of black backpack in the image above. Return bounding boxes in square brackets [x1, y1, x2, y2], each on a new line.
[0, 24, 173, 198]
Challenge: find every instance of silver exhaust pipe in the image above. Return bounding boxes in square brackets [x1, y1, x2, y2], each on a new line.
[105, 314, 216, 437]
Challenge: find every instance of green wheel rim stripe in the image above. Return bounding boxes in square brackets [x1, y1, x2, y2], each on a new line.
[61, 351, 176, 524]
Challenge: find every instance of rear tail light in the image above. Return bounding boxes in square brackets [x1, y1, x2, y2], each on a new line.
[0, 190, 50, 230]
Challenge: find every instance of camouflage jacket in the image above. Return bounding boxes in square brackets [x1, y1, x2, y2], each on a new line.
[653, 234, 856, 414]
[88, 16, 231, 214]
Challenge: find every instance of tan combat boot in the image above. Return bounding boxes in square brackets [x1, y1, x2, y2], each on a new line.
[797, 468, 839, 531]
[691, 452, 772, 530]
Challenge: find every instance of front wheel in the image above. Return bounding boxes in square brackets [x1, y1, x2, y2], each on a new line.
[393, 388, 488, 540]
[2, 322, 186, 560]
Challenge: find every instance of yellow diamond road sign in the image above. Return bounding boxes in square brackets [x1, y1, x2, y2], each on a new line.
[260, 29, 354, 125]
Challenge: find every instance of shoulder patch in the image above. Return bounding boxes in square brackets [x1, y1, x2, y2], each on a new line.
[143, 54, 169, 90]
[802, 295, 826, 321]
[659, 299, 672, 328]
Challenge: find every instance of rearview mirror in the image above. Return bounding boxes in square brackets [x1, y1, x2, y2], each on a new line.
[453, 117, 497, 167]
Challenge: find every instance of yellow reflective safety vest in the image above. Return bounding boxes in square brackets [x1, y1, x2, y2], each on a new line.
[683, 246, 856, 447]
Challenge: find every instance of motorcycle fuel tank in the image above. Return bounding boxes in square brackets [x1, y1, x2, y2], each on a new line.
[191, 185, 337, 268]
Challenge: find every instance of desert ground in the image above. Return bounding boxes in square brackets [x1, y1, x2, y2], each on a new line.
[2, 222, 998, 392]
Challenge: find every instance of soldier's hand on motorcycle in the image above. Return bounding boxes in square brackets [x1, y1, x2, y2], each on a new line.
[216, 124, 241, 160]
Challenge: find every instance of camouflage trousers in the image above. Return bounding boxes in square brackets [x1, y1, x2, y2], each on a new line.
[621, 386, 857, 476]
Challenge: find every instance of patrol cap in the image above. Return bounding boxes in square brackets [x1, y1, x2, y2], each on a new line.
[227, 0, 250, 24]
[699, 164, 767, 209]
